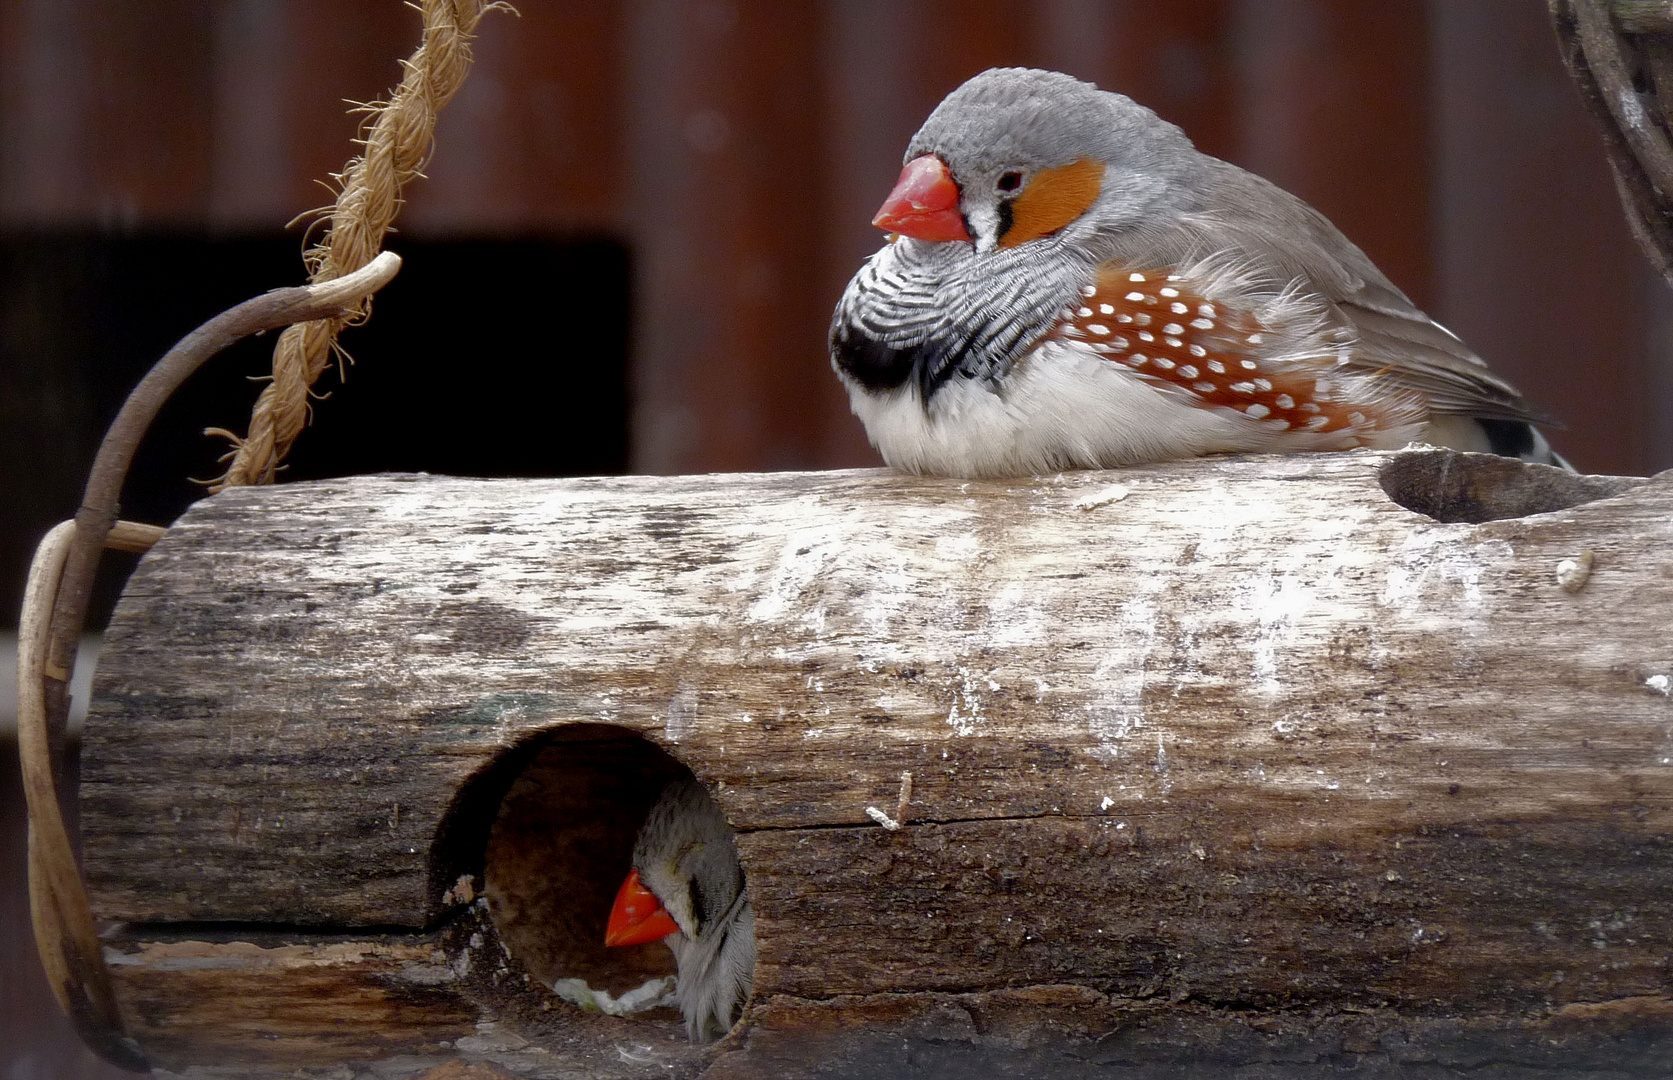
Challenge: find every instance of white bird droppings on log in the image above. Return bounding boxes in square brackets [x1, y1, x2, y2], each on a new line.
[863, 806, 900, 830]
[865, 771, 915, 830]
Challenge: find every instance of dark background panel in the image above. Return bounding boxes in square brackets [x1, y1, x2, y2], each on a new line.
[0, 233, 630, 631]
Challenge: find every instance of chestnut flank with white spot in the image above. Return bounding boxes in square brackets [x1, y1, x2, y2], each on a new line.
[1050, 260, 1424, 443]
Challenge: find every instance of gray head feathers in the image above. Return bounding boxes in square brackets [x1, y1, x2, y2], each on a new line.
[909, 69, 1191, 176]
[906, 68, 1198, 249]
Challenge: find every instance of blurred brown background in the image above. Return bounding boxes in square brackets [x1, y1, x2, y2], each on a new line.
[3, 1, 1671, 1077]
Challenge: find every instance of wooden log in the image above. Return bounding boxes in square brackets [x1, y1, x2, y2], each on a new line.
[80, 450, 1673, 1077]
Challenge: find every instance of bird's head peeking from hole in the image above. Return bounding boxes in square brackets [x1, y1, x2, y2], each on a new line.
[873, 67, 1194, 253]
[605, 777, 754, 1043]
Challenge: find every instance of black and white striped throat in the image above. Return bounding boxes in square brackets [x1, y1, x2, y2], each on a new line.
[830, 236, 1086, 406]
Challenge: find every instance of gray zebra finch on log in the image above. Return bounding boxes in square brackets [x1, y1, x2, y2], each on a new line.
[832, 68, 1564, 477]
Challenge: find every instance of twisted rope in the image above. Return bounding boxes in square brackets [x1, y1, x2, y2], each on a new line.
[209, 0, 507, 489]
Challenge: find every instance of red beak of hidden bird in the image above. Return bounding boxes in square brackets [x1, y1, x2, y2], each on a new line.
[872, 154, 970, 242]
[604, 868, 680, 947]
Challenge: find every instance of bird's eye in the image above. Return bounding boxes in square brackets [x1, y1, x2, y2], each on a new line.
[997, 171, 1023, 193]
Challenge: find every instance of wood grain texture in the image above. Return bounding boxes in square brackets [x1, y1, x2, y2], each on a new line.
[80, 451, 1673, 1077]
[100, 906, 708, 1079]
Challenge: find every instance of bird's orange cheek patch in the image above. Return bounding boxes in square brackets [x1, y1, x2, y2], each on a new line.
[998, 158, 1104, 248]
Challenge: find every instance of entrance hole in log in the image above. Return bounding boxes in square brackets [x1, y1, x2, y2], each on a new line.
[472, 725, 696, 1025]
[1377, 448, 1645, 523]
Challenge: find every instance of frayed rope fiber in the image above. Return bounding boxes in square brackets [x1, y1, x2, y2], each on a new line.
[208, 0, 511, 490]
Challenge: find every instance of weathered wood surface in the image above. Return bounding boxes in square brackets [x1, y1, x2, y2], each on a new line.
[80, 450, 1673, 1078]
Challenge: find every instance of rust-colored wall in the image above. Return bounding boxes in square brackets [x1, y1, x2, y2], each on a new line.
[1432, 0, 1658, 476]
[2, 0, 1665, 477]
[3, 0, 1665, 477]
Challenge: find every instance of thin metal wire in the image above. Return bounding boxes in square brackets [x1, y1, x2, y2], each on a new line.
[20, 253, 402, 1071]
[18, 521, 164, 1070]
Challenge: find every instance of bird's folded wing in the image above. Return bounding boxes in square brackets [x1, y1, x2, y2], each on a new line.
[1333, 303, 1556, 425]
[1168, 164, 1555, 427]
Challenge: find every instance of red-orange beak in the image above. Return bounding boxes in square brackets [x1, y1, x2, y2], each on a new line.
[872, 154, 970, 242]
[604, 869, 680, 947]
